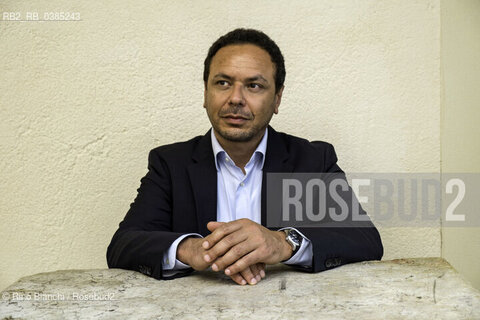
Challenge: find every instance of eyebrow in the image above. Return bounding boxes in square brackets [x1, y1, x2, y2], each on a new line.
[212, 73, 269, 83]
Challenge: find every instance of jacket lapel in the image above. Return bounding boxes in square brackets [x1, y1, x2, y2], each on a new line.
[187, 130, 217, 236]
[261, 127, 294, 226]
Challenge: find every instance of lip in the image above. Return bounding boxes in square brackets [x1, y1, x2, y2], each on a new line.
[222, 115, 249, 125]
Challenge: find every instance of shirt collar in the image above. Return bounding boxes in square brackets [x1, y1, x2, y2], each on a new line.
[211, 127, 268, 171]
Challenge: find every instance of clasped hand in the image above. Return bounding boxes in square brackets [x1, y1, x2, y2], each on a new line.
[177, 218, 292, 285]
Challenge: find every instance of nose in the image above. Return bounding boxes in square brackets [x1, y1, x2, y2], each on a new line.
[228, 83, 246, 107]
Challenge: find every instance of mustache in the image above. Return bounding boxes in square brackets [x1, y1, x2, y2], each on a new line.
[218, 106, 253, 119]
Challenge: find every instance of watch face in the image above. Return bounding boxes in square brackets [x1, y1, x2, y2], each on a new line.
[288, 230, 301, 246]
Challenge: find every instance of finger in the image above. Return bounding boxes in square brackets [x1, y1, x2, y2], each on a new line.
[249, 264, 262, 284]
[204, 231, 248, 264]
[229, 273, 247, 286]
[202, 221, 242, 250]
[206, 221, 225, 232]
[251, 263, 266, 279]
[239, 266, 258, 285]
[258, 263, 266, 278]
[224, 251, 260, 277]
[250, 263, 259, 277]
[212, 241, 255, 271]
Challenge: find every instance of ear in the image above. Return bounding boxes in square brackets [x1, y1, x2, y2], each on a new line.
[273, 86, 284, 114]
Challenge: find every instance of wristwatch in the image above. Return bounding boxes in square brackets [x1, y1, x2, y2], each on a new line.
[283, 229, 303, 256]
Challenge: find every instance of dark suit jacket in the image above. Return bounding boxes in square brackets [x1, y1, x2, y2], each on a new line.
[107, 127, 383, 279]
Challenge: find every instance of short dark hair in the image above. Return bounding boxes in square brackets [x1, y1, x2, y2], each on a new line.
[203, 28, 286, 93]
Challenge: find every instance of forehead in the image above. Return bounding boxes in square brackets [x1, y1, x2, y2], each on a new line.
[210, 44, 275, 79]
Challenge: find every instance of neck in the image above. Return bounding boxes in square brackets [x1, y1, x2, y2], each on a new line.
[214, 128, 266, 171]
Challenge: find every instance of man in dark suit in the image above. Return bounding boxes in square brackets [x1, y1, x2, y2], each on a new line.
[107, 28, 383, 285]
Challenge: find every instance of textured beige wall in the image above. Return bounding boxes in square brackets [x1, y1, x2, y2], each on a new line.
[0, 0, 441, 291]
[441, 0, 480, 290]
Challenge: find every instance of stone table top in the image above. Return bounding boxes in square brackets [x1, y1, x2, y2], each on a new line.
[1, 258, 479, 319]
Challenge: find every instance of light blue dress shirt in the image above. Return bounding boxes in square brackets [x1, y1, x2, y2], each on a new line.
[162, 128, 313, 276]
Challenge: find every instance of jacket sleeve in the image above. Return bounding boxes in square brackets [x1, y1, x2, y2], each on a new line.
[294, 142, 383, 272]
[106, 149, 193, 280]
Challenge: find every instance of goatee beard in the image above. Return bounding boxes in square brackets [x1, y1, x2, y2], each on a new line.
[216, 128, 256, 142]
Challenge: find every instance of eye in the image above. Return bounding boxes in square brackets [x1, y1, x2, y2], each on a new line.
[216, 80, 230, 87]
[248, 83, 263, 91]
